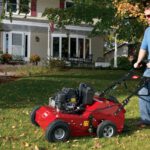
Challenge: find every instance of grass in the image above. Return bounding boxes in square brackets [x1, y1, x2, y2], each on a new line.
[0, 68, 150, 150]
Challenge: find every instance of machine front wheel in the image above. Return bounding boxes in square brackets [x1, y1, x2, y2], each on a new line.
[30, 106, 40, 126]
[45, 120, 70, 142]
[97, 120, 117, 138]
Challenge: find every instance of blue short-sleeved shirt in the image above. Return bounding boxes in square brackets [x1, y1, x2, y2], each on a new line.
[140, 27, 150, 77]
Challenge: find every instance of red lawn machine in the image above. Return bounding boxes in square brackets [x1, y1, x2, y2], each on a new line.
[30, 69, 150, 142]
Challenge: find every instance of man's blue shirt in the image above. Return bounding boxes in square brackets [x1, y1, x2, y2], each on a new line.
[140, 27, 150, 77]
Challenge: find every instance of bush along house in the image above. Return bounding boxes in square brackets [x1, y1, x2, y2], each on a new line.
[0, 0, 104, 64]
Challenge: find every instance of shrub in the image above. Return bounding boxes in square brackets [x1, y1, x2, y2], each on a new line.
[48, 59, 66, 70]
[110, 56, 132, 70]
[30, 54, 41, 65]
[1, 53, 12, 64]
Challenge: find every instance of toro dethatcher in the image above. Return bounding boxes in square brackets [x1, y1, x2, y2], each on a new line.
[30, 69, 150, 142]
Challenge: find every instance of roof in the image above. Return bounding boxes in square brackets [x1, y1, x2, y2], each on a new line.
[104, 42, 129, 56]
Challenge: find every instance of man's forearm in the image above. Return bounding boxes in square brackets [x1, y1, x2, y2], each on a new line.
[136, 49, 147, 63]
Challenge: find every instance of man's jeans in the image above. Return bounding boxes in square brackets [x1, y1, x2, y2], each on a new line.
[138, 81, 150, 124]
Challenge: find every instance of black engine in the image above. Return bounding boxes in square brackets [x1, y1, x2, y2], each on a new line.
[49, 83, 95, 113]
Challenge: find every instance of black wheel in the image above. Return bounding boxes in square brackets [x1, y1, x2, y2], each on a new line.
[97, 120, 117, 138]
[30, 106, 40, 126]
[45, 120, 70, 142]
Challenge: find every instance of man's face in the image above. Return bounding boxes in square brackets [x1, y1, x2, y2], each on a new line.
[144, 8, 150, 25]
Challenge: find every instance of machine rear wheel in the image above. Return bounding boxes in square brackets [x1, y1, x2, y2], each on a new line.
[30, 106, 40, 126]
[97, 120, 117, 138]
[45, 120, 70, 142]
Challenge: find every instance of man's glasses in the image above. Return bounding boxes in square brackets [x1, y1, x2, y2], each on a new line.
[145, 14, 150, 18]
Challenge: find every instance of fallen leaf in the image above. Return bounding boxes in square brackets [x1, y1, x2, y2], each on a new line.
[73, 139, 78, 142]
[22, 142, 30, 147]
[92, 138, 102, 149]
[94, 142, 102, 149]
[12, 126, 16, 129]
[19, 133, 25, 137]
[34, 145, 39, 150]
[72, 144, 79, 147]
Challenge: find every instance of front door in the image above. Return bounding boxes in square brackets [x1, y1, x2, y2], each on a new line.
[3, 32, 30, 60]
[12, 33, 24, 56]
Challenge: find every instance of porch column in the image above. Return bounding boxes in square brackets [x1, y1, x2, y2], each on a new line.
[114, 34, 118, 68]
[47, 26, 50, 60]
[51, 35, 53, 57]
[9, 33, 12, 55]
[2, 32, 6, 54]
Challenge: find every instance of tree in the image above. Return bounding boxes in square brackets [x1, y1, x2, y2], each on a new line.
[42, 0, 116, 35]
[113, 0, 147, 42]
[42, 0, 148, 43]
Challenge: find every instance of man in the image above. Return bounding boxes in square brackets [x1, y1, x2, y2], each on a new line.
[134, 1, 150, 127]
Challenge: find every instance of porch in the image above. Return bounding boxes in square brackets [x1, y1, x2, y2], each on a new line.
[1, 19, 104, 64]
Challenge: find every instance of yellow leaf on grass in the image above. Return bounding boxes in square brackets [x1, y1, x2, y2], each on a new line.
[34, 145, 39, 150]
[22, 142, 30, 147]
[12, 126, 16, 129]
[25, 142, 29, 147]
[19, 133, 25, 137]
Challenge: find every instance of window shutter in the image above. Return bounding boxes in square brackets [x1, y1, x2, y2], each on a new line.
[31, 0, 37, 16]
[60, 0, 64, 9]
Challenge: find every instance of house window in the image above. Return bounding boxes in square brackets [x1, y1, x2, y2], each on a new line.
[65, 0, 74, 8]
[6, 0, 17, 13]
[85, 39, 90, 58]
[19, 0, 30, 14]
[70, 38, 76, 57]
[6, 0, 30, 14]
[25, 35, 28, 57]
[53, 37, 59, 57]
[78, 38, 83, 58]
[62, 37, 68, 59]
[51, 34, 91, 60]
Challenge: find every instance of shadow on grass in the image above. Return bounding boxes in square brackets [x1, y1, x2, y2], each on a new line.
[122, 118, 142, 135]
[30, 71, 126, 81]
[0, 71, 125, 109]
[69, 118, 147, 141]
[59, 117, 145, 142]
[0, 74, 139, 109]
[0, 78, 64, 109]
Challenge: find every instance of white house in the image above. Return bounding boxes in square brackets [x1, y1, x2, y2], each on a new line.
[104, 43, 136, 62]
[0, 0, 104, 63]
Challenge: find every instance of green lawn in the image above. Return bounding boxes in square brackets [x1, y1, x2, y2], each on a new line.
[0, 69, 150, 150]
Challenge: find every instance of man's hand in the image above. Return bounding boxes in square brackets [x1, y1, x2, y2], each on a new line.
[134, 62, 140, 68]
[133, 49, 146, 68]
[147, 62, 150, 68]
